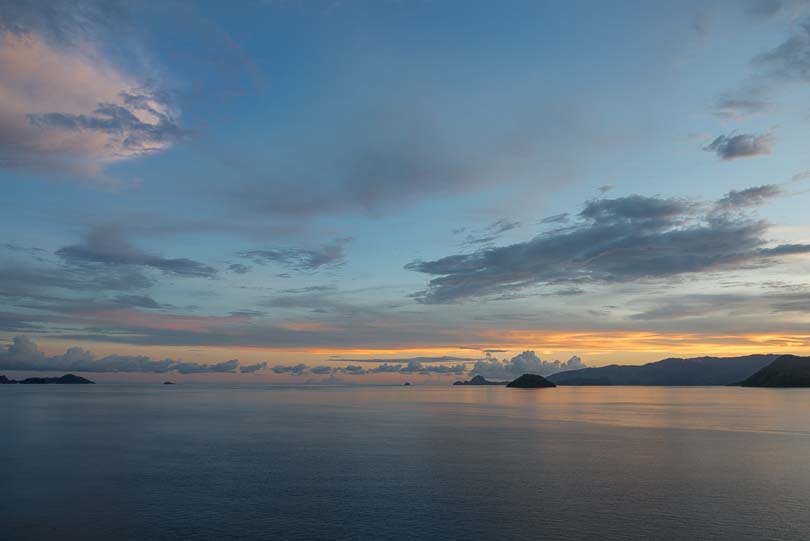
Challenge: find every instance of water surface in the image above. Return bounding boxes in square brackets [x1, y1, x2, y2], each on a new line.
[2, 385, 810, 540]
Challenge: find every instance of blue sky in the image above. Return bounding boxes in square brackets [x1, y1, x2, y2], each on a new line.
[3, 0, 810, 382]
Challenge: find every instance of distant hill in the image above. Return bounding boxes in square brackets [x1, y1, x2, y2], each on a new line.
[506, 374, 556, 388]
[453, 375, 507, 386]
[0, 374, 95, 384]
[739, 355, 810, 387]
[549, 355, 779, 386]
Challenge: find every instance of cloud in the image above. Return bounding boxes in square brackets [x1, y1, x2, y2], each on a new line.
[470, 351, 586, 379]
[308, 365, 334, 375]
[713, 95, 771, 118]
[237, 238, 351, 272]
[239, 361, 267, 374]
[461, 219, 521, 246]
[703, 133, 775, 160]
[714, 15, 810, 116]
[0, 3, 180, 181]
[752, 18, 810, 80]
[228, 263, 251, 274]
[271, 363, 308, 375]
[0, 336, 240, 373]
[333, 355, 478, 364]
[715, 184, 783, 209]
[407, 193, 810, 303]
[57, 225, 216, 278]
[270, 360, 468, 377]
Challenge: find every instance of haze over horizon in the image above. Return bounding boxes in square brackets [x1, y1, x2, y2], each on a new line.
[4, 0, 810, 383]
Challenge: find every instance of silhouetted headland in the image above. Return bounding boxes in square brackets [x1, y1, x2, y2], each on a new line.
[738, 355, 810, 387]
[549, 354, 779, 386]
[0, 373, 95, 384]
[453, 375, 507, 386]
[506, 374, 556, 388]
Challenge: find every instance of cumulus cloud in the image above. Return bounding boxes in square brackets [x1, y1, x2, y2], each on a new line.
[0, 336, 241, 373]
[237, 238, 351, 272]
[0, 3, 181, 181]
[407, 193, 810, 303]
[271, 363, 308, 375]
[703, 133, 775, 160]
[270, 359, 468, 377]
[239, 361, 268, 374]
[470, 351, 586, 379]
[57, 225, 216, 278]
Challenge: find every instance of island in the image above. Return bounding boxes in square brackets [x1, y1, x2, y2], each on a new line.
[163, 381, 176, 385]
[453, 375, 507, 386]
[403, 382, 411, 386]
[506, 374, 556, 388]
[549, 354, 778, 386]
[738, 355, 810, 387]
[0, 373, 95, 384]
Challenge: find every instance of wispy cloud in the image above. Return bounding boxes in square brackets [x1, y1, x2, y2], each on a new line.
[57, 225, 216, 278]
[407, 191, 810, 303]
[237, 238, 351, 272]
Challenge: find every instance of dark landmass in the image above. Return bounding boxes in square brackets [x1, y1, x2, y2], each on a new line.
[549, 354, 779, 386]
[163, 381, 175, 385]
[506, 374, 556, 388]
[738, 355, 810, 387]
[453, 375, 508, 386]
[403, 382, 411, 386]
[0, 374, 95, 384]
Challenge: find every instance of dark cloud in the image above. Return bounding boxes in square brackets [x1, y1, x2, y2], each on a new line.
[470, 351, 586, 379]
[752, 19, 810, 80]
[629, 290, 810, 320]
[461, 219, 521, 246]
[334, 355, 477, 364]
[27, 87, 184, 159]
[0, 264, 155, 298]
[228, 263, 251, 274]
[308, 365, 334, 375]
[715, 184, 783, 209]
[713, 95, 771, 118]
[715, 15, 810, 116]
[0, 336, 240, 373]
[270, 360, 468, 377]
[111, 295, 164, 309]
[271, 363, 308, 375]
[703, 133, 775, 160]
[57, 225, 216, 278]
[407, 193, 810, 303]
[239, 361, 268, 374]
[540, 213, 569, 225]
[237, 238, 350, 272]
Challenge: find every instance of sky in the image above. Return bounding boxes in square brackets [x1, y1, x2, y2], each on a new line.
[3, 0, 810, 383]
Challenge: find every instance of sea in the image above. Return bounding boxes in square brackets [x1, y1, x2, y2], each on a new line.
[2, 384, 810, 540]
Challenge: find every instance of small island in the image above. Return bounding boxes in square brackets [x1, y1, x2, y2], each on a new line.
[506, 374, 556, 388]
[453, 375, 507, 386]
[163, 381, 176, 385]
[0, 373, 95, 384]
[738, 355, 810, 387]
[403, 382, 411, 386]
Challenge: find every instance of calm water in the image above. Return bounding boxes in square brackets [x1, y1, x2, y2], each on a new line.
[2, 385, 810, 540]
